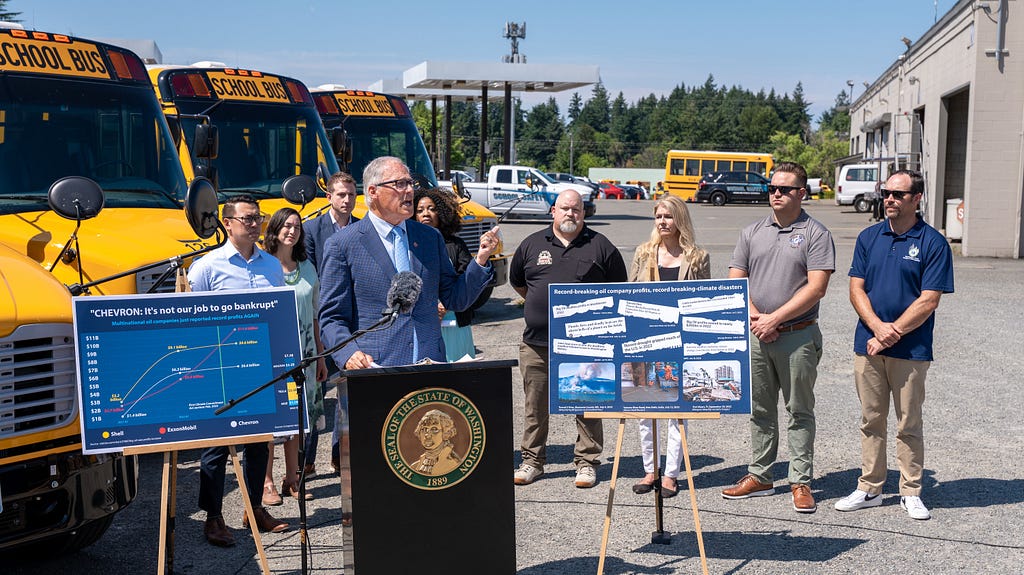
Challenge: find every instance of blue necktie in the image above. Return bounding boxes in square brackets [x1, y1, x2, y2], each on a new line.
[393, 226, 410, 272]
[391, 226, 417, 362]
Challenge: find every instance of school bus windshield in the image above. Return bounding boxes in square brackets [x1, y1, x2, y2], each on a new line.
[0, 76, 187, 214]
[174, 100, 338, 198]
[334, 115, 436, 191]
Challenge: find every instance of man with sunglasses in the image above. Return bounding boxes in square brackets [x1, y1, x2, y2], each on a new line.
[835, 169, 953, 520]
[722, 162, 835, 514]
[187, 194, 290, 546]
[319, 156, 498, 369]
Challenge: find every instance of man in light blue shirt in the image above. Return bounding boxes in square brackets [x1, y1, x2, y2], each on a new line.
[187, 194, 288, 546]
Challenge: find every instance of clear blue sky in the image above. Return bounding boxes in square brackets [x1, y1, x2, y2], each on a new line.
[16, 0, 957, 123]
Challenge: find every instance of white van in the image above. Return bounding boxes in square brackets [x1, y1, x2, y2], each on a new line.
[836, 163, 882, 212]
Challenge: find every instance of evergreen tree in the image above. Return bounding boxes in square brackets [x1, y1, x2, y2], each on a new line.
[0, 1, 21, 22]
[818, 90, 852, 136]
[577, 81, 610, 133]
[518, 97, 563, 169]
[567, 92, 583, 125]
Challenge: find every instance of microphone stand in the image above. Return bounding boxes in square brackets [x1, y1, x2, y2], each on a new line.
[215, 311, 397, 575]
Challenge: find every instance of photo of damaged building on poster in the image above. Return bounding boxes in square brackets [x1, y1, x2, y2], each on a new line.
[680, 360, 743, 402]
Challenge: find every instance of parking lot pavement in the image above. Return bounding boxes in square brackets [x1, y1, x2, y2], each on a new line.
[6, 199, 1023, 574]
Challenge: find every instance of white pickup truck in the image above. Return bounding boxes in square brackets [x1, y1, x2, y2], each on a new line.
[444, 165, 596, 218]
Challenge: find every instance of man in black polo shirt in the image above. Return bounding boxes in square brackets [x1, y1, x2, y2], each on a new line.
[510, 190, 627, 488]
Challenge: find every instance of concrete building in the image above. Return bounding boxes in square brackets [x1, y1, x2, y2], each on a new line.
[848, 0, 1022, 257]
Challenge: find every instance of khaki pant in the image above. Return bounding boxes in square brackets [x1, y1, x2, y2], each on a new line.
[854, 354, 930, 496]
[519, 342, 603, 469]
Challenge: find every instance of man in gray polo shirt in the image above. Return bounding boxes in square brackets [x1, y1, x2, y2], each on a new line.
[721, 161, 835, 513]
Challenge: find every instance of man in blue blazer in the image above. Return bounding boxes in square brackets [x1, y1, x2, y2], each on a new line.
[319, 156, 499, 369]
[304, 171, 359, 274]
[303, 171, 358, 474]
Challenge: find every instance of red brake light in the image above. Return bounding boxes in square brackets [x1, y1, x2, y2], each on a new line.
[389, 96, 409, 117]
[284, 80, 312, 104]
[170, 72, 211, 98]
[105, 48, 148, 81]
[315, 94, 339, 115]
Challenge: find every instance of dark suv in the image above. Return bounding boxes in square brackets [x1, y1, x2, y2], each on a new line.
[696, 171, 770, 205]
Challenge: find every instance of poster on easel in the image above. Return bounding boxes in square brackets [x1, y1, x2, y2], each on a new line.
[548, 278, 751, 415]
[72, 287, 307, 454]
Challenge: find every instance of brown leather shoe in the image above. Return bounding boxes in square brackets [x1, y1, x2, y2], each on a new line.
[721, 474, 775, 499]
[203, 515, 236, 547]
[791, 483, 817, 513]
[243, 506, 289, 533]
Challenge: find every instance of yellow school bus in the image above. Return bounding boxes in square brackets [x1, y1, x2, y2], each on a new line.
[310, 87, 509, 293]
[663, 150, 774, 201]
[147, 64, 339, 218]
[0, 29, 215, 294]
[0, 27, 230, 553]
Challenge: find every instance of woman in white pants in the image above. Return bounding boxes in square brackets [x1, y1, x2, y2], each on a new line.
[628, 196, 709, 497]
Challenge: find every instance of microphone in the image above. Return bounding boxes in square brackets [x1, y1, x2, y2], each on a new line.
[382, 271, 423, 318]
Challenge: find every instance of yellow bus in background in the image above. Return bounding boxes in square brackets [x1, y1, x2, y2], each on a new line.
[147, 64, 339, 218]
[310, 87, 509, 294]
[0, 26, 228, 553]
[663, 150, 774, 201]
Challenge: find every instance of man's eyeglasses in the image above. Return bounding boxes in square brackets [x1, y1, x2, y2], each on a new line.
[225, 215, 265, 226]
[767, 185, 803, 195]
[879, 188, 913, 200]
[375, 178, 417, 192]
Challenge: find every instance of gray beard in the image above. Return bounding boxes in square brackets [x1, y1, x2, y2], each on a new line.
[559, 221, 579, 234]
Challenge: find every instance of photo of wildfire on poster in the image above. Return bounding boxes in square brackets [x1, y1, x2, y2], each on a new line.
[548, 279, 752, 415]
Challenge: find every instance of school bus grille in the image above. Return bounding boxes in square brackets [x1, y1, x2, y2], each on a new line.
[136, 264, 179, 294]
[457, 219, 497, 253]
[0, 324, 77, 440]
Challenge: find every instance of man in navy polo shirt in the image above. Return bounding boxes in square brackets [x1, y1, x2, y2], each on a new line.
[835, 169, 954, 520]
[509, 190, 627, 489]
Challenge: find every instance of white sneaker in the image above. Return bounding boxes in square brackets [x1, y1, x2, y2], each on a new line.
[834, 489, 883, 512]
[513, 463, 543, 485]
[901, 496, 931, 520]
[574, 465, 597, 488]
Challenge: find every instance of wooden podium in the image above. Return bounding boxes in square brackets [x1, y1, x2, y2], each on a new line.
[339, 359, 518, 575]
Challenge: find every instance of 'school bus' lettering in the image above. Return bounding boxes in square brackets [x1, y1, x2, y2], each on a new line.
[205, 71, 290, 103]
[333, 93, 395, 117]
[0, 37, 109, 79]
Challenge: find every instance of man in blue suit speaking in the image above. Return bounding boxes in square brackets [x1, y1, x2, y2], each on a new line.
[319, 156, 499, 369]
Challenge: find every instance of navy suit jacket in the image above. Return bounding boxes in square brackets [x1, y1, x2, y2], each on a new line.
[318, 217, 492, 367]
[303, 212, 358, 274]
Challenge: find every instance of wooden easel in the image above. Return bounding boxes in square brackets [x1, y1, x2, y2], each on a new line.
[584, 412, 720, 575]
[124, 434, 274, 575]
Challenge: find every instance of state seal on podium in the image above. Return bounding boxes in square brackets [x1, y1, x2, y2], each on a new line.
[381, 387, 486, 490]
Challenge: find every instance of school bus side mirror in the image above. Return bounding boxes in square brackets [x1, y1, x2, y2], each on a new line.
[331, 127, 351, 164]
[281, 174, 318, 208]
[48, 176, 105, 221]
[193, 124, 219, 160]
[184, 177, 220, 239]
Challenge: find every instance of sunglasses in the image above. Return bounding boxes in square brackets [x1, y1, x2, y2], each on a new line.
[767, 185, 803, 195]
[879, 187, 914, 200]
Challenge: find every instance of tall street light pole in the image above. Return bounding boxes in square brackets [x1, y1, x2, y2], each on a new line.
[846, 80, 856, 104]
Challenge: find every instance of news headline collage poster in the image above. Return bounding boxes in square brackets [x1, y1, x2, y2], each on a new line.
[548, 279, 751, 415]
[73, 287, 307, 454]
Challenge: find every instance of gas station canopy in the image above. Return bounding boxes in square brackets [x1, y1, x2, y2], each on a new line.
[403, 60, 599, 93]
[368, 77, 504, 103]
